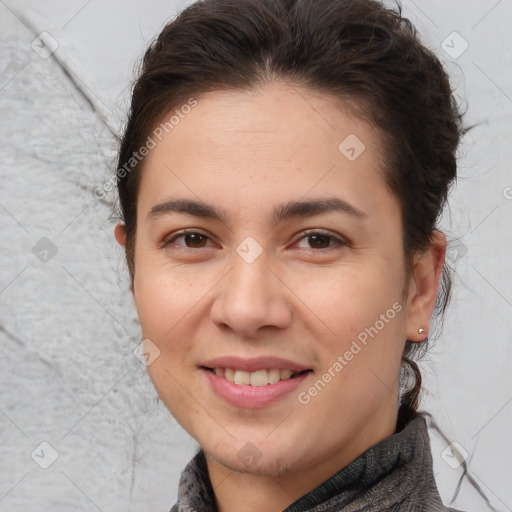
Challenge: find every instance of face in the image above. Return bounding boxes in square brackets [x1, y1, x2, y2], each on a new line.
[117, 81, 442, 485]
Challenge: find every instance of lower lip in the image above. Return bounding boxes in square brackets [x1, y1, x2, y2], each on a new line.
[202, 369, 310, 409]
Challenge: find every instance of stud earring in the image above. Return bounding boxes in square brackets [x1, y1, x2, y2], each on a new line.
[418, 328, 425, 334]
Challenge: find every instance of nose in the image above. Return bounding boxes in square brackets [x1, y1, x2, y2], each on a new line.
[210, 251, 292, 338]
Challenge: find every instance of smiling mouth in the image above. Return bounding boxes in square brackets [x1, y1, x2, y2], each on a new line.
[202, 367, 312, 386]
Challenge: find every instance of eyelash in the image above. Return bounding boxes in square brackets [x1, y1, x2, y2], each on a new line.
[161, 229, 347, 252]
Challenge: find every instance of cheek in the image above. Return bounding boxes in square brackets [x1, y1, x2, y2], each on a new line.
[284, 258, 406, 340]
[132, 264, 208, 427]
[289, 258, 407, 402]
[295, 269, 406, 427]
[134, 275, 176, 338]
[133, 254, 208, 339]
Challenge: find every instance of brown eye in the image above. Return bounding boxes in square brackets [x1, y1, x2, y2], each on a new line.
[307, 234, 332, 249]
[163, 231, 213, 249]
[295, 230, 346, 250]
[183, 233, 208, 248]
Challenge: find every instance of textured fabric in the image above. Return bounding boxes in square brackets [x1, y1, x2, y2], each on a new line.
[170, 415, 464, 512]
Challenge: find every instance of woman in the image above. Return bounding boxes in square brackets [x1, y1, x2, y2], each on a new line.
[114, 0, 465, 510]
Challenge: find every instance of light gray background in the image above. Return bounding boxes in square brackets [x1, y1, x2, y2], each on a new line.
[0, 1, 511, 511]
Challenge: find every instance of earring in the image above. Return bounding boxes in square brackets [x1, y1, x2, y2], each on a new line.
[418, 328, 425, 334]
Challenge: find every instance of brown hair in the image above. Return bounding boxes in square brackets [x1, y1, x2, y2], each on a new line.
[116, 0, 463, 428]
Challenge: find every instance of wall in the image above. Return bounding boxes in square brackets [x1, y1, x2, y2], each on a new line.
[1, 1, 511, 511]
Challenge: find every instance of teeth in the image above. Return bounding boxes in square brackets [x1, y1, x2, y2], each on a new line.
[250, 370, 268, 387]
[212, 367, 300, 386]
[234, 370, 251, 385]
[268, 368, 281, 384]
[280, 369, 293, 380]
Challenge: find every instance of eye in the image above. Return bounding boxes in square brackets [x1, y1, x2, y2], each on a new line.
[161, 229, 347, 252]
[162, 230, 215, 249]
[294, 230, 347, 250]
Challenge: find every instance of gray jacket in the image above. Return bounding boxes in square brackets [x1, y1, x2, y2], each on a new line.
[170, 415, 464, 511]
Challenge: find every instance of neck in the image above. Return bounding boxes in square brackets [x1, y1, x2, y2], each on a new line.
[206, 405, 398, 512]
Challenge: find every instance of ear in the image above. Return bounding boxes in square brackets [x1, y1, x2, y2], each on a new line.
[114, 221, 127, 247]
[405, 231, 447, 342]
[114, 222, 135, 294]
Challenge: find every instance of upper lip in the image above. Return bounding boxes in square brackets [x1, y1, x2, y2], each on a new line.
[201, 356, 311, 372]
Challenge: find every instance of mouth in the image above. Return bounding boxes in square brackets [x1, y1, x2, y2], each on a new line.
[199, 356, 313, 407]
[201, 366, 312, 386]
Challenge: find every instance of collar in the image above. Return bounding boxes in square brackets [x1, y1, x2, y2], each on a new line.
[171, 414, 455, 512]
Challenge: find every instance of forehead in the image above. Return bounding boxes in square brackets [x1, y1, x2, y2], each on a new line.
[136, 81, 395, 223]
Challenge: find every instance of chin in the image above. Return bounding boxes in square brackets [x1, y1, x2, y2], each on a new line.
[209, 449, 293, 477]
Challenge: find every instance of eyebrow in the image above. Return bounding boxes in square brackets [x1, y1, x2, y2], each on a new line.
[146, 197, 366, 225]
